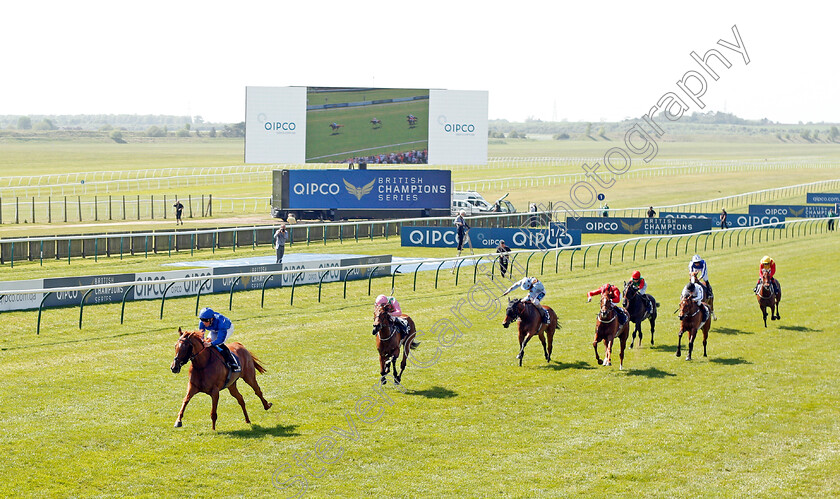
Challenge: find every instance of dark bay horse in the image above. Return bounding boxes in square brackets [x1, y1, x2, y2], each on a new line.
[502, 298, 557, 367]
[756, 268, 781, 327]
[329, 123, 344, 133]
[676, 296, 710, 361]
[370, 118, 382, 127]
[593, 294, 629, 369]
[373, 305, 415, 385]
[623, 281, 659, 348]
[170, 329, 272, 430]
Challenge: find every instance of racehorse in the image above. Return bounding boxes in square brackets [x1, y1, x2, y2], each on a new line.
[329, 123, 344, 133]
[170, 328, 272, 430]
[593, 294, 629, 369]
[502, 298, 557, 367]
[756, 268, 781, 327]
[372, 304, 415, 385]
[623, 280, 659, 348]
[370, 118, 382, 127]
[406, 115, 418, 127]
[676, 295, 710, 361]
[690, 271, 716, 320]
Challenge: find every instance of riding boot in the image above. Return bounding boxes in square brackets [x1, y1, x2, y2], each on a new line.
[701, 304, 709, 323]
[645, 296, 653, 316]
[754, 280, 760, 294]
[773, 279, 781, 296]
[616, 308, 627, 326]
[219, 344, 241, 372]
[396, 318, 420, 349]
[541, 306, 550, 324]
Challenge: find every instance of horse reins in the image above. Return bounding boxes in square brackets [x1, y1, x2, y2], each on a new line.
[174, 336, 206, 366]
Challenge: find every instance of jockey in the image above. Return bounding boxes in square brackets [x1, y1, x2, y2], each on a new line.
[629, 270, 654, 315]
[198, 307, 240, 372]
[682, 283, 709, 323]
[587, 283, 628, 325]
[689, 254, 713, 299]
[373, 294, 419, 349]
[754, 255, 781, 295]
[502, 277, 550, 324]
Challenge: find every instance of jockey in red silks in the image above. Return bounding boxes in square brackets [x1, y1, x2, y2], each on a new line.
[629, 270, 654, 315]
[587, 283, 627, 325]
[754, 255, 781, 295]
[373, 294, 419, 349]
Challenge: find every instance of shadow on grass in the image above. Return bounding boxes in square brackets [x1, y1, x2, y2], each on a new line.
[540, 360, 596, 371]
[714, 327, 753, 335]
[625, 367, 676, 378]
[221, 423, 299, 439]
[709, 357, 751, 365]
[778, 325, 821, 333]
[406, 386, 457, 399]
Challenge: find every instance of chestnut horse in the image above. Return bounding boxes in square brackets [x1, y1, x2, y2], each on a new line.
[623, 281, 659, 348]
[502, 298, 557, 367]
[756, 268, 781, 327]
[170, 329, 272, 430]
[593, 294, 629, 369]
[372, 305, 415, 385]
[676, 296, 710, 361]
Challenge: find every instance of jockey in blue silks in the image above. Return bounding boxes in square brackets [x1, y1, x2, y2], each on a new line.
[198, 307, 240, 372]
[502, 276, 550, 324]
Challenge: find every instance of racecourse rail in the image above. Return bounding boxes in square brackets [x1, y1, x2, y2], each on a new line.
[1, 178, 838, 265]
[0, 217, 834, 335]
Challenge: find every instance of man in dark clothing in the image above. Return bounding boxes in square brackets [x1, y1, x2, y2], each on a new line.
[647, 206, 656, 218]
[496, 240, 511, 278]
[173, 200, 184, 225]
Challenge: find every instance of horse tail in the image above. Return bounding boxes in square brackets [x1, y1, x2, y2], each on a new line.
[251, 353, 267, 374]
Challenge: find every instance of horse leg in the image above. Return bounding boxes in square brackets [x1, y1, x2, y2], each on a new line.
[603, 336, 613, 366]
[396, 349, 408, 384]
[209, 389, 220, 431]
[687, 330, 696, 361]
[649, 314, 656, 345]
[761, 303, 768, 327]
[676, 330, 683, 358]
[227, 382, 251, 424]
[618, 330, 628, 370]
[174, 383, 199, 428]
[775, 296, 781, 320]
[518, 333, 534, 367]
[241, 362, 272, 411]
[379, 355, 387, 385]
[702, 325, 709, 357]
[392, 355, 400, 384]
[546, 323, 555, 362]
[593, 330, 601, 365]
[537, 331, 549, 362]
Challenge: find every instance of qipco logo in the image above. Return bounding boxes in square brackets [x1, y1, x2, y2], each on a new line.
[293, 183, 340, 196]
[438, 115, 475, 134]
[258, 113, 296, 133]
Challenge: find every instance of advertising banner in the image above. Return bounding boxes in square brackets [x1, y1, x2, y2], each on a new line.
[748, 204, 833, 218]
[401, 226, 582, 249]
[658, 212, 785, 229]
[42, 274, 136, 308]
[133, 269, 214, 300]
[245, 86, 307, 164]
[428, 89, 489, 165]
[564, 217, 711, 235]
[806, 193, 840, 204]
[0, 279, 44, 312]
[286, 170, 450, 210]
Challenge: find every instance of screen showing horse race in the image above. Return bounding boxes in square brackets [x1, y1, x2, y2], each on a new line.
[244, 86, 487, 165]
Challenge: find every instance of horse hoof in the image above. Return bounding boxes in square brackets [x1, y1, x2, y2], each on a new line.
[676, 352, 681, 358]
[174, 421, 182, 428]
[380, 377, 387, 385]
[265, 402, 273, 410]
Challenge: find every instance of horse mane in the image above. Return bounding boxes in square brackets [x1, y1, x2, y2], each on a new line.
[181, 330, 204, 340]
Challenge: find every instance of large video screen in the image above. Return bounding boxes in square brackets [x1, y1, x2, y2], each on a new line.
[305, 87, 429, 164]
[245, 86, 487, 165]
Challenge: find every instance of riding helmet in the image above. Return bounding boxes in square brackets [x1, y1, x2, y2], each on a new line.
[631, 270, 641, 280]
[691, 254, 702, 263]
[198, 307, 215, 320]
[761, 255, 771, 264]
[374, 294, 388, 306]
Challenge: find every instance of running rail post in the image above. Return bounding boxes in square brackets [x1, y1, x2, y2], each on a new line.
[195, 278, 211, 315]
[318, 270, 330, 303]
[290, 272, 304, 306]
[228, 276, 242, 311]
[36, 292, 52, 335]
[160, 281, 177, 319]
[79, 289, 95, 329]
[367, 266, 380, 296]
[120, 285, 136, 324]
[260, 275, 276, 308]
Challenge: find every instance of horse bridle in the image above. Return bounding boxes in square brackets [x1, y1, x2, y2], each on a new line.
[679, 298, 700, 320]
[598, 299, 617, 323]
[173, 336, 206, 368]
[373, 310, 398, 342]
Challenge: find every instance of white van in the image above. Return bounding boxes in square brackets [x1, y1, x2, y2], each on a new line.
[451, 191, 516, 215]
